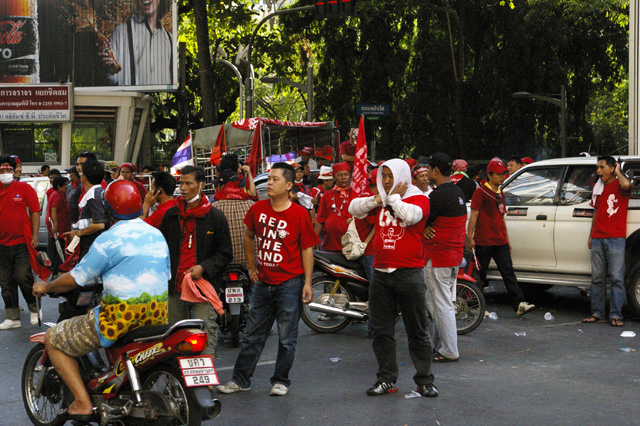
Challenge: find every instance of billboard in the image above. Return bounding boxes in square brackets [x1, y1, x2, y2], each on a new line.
[0, 83, 73, 121]
[0, 0, 178, 91]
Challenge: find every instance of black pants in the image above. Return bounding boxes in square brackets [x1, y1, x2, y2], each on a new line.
[0, 244, 37, 320]
[369, 268, 434, 386]
[476, 244, 526, 311]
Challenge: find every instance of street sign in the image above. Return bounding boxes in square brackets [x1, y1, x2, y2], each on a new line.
[356, 103, 390, 117]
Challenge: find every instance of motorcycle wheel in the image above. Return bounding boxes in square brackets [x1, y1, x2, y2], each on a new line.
[22, 344, 70, 426]
[301, 276, 354, 333]
[455, 281, 486, 335]
[230, 315, 241, 348]
[141, 365, 202, 426]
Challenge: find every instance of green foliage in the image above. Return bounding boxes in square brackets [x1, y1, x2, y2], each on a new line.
[101, 292, 168, 305]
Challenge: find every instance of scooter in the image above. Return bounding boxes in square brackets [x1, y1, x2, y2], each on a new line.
[217, 265, 252, 347]
[22, 293, 222, 426]
[302, 250, 485, 335]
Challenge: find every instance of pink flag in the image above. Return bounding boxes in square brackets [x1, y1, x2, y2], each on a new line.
[351, 115, 368, 196]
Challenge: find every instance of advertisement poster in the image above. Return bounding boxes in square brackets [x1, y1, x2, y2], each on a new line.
[0, 0, 178, 91]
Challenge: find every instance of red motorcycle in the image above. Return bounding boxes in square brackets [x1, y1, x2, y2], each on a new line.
[22, 307, 221, 426]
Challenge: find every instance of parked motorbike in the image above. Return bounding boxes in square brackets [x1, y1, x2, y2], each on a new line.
[302, 250, 485, 335]
[22, 293, 222, 426]
[217, 264, 252, 347]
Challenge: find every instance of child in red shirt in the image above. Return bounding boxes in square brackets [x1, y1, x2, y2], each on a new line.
[467, 159, 535, 316]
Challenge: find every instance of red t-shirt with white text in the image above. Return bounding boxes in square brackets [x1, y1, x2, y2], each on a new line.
[470, 184, 508, 246]
[592, 179, 630, 239]
[367, 194, 430, 269]
[0, 181, 40, 246]
[244, 200, 320, 285]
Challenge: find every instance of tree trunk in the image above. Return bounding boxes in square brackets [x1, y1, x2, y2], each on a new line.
[193, 0, 216, 127]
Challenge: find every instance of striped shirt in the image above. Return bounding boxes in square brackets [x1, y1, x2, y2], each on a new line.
[109, 15, 173, 86]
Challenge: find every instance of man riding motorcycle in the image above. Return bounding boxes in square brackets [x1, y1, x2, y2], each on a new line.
[32, 180, 171, 422]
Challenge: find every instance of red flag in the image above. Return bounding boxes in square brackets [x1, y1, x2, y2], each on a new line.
[209, 125, 227, 166]
[351, 115, 368, 196]
[245, 120, 262, 176]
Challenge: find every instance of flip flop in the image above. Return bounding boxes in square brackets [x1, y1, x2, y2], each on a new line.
[433, 352, 459, 363]
[582, 315, 603, 323]
[610, 319, 624, 327]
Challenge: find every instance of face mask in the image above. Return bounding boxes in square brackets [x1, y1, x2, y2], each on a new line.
[186, 193, 200, 204]
[0, 174, 14, 185]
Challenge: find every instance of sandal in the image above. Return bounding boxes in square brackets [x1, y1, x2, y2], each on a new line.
[610, 318, 624, 327]
[433, 352, 458, 363]
[582, 315, 603, 323]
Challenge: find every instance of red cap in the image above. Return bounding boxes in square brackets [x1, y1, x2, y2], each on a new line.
[292, 162, 302, 170]
[487, 160, 508, 174]
[405, 158, 417, 169]
[301, 147, 314, 155]
[368, 168, 378, 185]
[521, 157, 534, 165]
[119, 162, 137, 172]
[332, 162, 350, 174]
[452, 159, 468, 172]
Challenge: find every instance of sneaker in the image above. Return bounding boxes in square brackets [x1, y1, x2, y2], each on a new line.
[30, 310, 41, 326]
[270, 383, 288, 396]
[516, 302, 535, 316]
[366, 381, 398, 396]
[216, 381, 251, 394]
[0, 319, 21, 330]
[417, 383, 439, 398]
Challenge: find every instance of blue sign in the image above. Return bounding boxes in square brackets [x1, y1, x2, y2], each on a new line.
[356, 103, 390, 117]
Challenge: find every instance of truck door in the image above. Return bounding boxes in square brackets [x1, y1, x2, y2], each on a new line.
[502, 166, 563, 268]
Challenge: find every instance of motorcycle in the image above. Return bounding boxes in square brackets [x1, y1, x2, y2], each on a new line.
[22, 293, 222, 426]
[302, 250, 485, 335]
[217, 265, 252, 347]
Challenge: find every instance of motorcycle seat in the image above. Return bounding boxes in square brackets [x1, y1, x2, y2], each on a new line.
[314, 250, 366, 275]
[113, 320, 205, 347]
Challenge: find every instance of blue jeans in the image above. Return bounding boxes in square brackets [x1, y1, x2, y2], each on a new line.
[369, 268, 434, 386]
[0, 243, 37, 320]
[591, 238, 626, 320]
[231, 276, 303, 388]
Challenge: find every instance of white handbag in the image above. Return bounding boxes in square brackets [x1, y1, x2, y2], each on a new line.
[341, 218, 375, 260]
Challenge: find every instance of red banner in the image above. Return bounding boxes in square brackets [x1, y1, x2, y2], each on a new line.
[351, 115, 368, 196]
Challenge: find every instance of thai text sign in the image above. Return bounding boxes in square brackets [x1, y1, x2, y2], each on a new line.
[0, 84, 73, 121]
[356, 103, 390, 117]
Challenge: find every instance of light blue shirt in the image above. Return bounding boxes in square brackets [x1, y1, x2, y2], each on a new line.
[70, 218, 171, 346]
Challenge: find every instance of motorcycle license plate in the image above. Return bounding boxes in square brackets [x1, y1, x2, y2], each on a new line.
[225, 287, 244, 303]
[178, 355, 219, 387]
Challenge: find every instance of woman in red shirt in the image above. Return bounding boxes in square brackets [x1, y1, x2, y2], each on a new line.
[46, 176, 71, 274]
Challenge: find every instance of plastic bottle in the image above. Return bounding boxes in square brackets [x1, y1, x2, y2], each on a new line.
[544, 312, 554, 321]
[488, 312, 498, 320]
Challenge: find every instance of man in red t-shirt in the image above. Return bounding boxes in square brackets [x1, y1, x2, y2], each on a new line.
[467, 159, 534, 316]
[423, 153, 467, 362]
[315, 162, 355, 251]
[340, 125, 358, 171]
[0, 155, 41, 329]
[143, 171, 176, 229]
[583, 156, 631, 326]
[217, 162, 319, 397]
[46, 176, 71, 275]
[349, 159, 438, 398]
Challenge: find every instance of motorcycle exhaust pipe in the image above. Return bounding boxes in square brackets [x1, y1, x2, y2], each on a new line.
[308, 302, 368, 320]
[344, 301, 368, 312]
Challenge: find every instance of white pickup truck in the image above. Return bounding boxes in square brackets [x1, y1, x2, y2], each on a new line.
[487, 156, 640, 317]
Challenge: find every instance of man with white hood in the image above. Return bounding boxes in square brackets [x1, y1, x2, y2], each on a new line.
[349, 159, 438, 398]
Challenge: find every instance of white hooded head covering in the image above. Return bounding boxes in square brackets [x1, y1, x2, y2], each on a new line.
[377, 159, 426, 206]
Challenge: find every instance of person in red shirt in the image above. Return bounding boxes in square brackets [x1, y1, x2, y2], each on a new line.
[45, 169, 62, 202]
[119, 163, 148, 199]
[423, 153, 467, 362]
[349, 158, 438, 398]
[142, 171, 176, 229]
[315, 162, 354, 251]
[0, 155, 42, 329]
[311, 166, 334, 205]
[583, 156, 631, 326]
[466, 159, 535, 316]
[46, 176, 71, 275]
[217, 162, 319, 397]
[340, 125, 358, 171]
[159, 166, 233, 357]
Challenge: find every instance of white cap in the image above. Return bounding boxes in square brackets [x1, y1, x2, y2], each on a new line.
[318, 166, 333, 180]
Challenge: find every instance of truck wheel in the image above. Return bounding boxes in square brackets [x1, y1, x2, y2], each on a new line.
[626, 265, 640, 318]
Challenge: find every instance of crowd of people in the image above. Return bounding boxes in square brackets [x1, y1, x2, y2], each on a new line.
[0, 143, 630, 412]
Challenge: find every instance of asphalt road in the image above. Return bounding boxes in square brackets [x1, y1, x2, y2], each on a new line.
[2, 284, 639, 426]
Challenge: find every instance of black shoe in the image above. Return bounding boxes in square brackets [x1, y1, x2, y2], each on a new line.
[366, 381, 398, 395]
[417, 383, 438, 398]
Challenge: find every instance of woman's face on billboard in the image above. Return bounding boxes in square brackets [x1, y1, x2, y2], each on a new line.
[140, 0, 160, 16]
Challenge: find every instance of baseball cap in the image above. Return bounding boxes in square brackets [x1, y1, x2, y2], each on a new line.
[487, 160, 508, 174]
[65, 166, 78, 174]
[107, 161, 119, 171]
[405, 158, 417, 169]
[368, 168, 378, 185]
[428, 152, 452, 173]
[317, 166, 333, 180]
[521, 157, 534, 165]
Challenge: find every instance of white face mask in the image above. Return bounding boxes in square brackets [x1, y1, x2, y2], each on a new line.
[186, 193, 200, 204]
[0, 173, 15, 185]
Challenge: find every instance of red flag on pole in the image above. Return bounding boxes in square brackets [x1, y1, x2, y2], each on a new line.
[351, 114, 368, 196]
[209, 125, 227, 166]
[245, 120, 263, 176]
